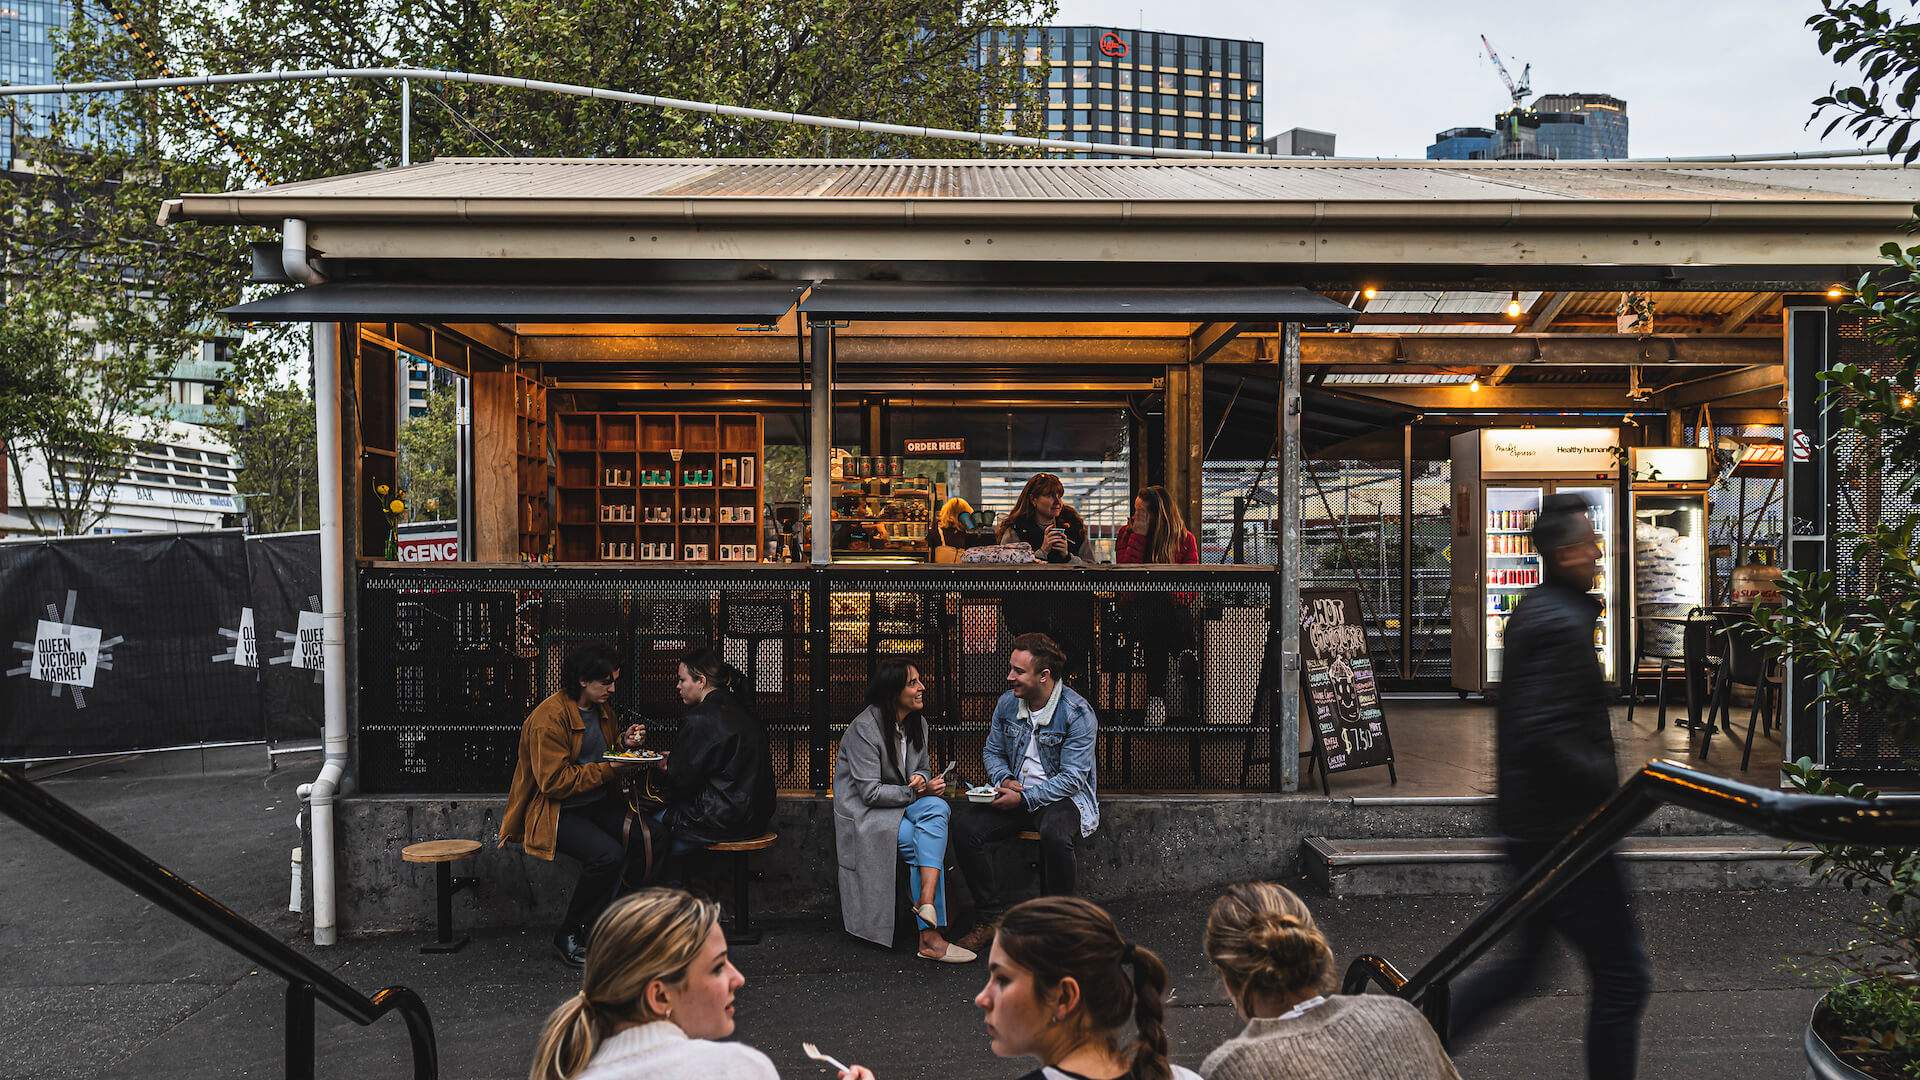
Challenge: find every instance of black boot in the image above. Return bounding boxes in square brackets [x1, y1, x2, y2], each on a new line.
[553, 927, 587, 968]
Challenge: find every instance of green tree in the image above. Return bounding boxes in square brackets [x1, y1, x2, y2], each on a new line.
[0, 308, 161, 535]
[396, 383, 457, 523]
[215, 381, 318, 533]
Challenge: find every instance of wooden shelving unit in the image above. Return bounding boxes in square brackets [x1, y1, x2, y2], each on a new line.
[554, 411, 764, 563]
[515, 372, 550, 561]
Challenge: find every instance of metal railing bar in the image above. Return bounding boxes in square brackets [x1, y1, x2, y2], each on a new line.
[0, 767, 437, 1080]
[1341, 757, 1920, 1035]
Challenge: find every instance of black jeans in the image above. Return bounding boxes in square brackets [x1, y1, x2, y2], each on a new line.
[951, 798, 1081, 918]
[1124, 594, 1193, 700]
[553, 795, 651, 933]
[1451, 844, 1652, 1080]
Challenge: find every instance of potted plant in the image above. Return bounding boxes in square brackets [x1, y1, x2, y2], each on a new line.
[1752, 246, 1920, 1080]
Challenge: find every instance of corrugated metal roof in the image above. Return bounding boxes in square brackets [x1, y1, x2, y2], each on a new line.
[222, 158, 1920, 204]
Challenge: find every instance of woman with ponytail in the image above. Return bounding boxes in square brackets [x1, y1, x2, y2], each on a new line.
[530, 888, 874, 1080]
[1199, 882, 1458, 1080]
[974, 896, 1200, 1080]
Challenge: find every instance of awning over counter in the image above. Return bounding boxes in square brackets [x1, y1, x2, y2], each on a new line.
[799, 282, 1357, 323]
[220, 281, 810, 323]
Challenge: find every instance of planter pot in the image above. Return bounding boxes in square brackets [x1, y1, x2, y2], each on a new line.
[1806, 992, 1877, 1080]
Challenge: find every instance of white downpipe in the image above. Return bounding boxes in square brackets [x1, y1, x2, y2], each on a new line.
[283, 218, 346, 946]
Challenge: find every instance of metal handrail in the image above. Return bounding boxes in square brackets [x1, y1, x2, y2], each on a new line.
[1341, 757, 1920, 1039]
[0, 766, 437, 1080]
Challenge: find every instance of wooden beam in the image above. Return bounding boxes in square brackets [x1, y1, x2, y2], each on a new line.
[1526, 291, 1570, 331]
[1654, 365, 1784, 409]
[1300, 334, 1776, 368]
[1188, 321, 1248, 363]
[1717, 293, 1778, 333]
[1485, 364, 1516, 387]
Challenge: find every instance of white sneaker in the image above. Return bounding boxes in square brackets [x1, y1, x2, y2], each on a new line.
[1145, 697, 1168, 725]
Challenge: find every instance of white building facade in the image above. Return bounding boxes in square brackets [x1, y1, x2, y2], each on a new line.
[5, 418, 239, 535]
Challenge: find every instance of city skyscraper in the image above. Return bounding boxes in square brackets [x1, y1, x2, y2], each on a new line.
[0, 1, 120, 166]
[1426, 93, 1629, 161]
[973, 26, 1264, 157]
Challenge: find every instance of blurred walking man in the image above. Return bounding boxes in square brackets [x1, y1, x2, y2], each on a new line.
[1451, 493, 1651, 1079]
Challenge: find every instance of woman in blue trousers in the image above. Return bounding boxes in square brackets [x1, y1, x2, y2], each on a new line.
[832, 660, 975, 963]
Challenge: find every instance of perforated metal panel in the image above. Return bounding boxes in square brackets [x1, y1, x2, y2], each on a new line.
[1823, 314, 1918, 773]
[357, 565, 1279, 793]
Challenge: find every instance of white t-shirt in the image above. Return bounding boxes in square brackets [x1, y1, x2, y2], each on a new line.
[1017, 682, 1064, 789]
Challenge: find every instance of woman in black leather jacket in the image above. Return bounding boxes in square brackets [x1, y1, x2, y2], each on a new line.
[651, 646, 775, 881]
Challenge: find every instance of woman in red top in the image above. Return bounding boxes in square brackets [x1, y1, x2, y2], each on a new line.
[1116, 485, 1198, 724]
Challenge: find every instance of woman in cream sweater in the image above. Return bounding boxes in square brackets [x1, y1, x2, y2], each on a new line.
[529, 888, 876, 1080]
[1199, 882, 1459, 1080]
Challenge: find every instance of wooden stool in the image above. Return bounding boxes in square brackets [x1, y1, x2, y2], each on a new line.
[401, 839, 481, 954]
[1017, 830, 1050, 895]
[706, 833, 777, 946]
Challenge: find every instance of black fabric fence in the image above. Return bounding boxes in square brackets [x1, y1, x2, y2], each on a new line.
[0, 530, 322, 760]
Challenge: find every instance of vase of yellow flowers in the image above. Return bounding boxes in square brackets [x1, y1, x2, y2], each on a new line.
[375, 481, 407, 560]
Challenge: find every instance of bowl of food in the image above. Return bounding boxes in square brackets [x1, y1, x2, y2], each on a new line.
[965, 785, 998, 804]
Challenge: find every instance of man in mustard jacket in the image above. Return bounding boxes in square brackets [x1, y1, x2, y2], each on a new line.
[499, 643, 649, 966]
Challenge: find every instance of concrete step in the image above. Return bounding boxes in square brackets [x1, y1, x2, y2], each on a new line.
[1302, 835, 1818, 897]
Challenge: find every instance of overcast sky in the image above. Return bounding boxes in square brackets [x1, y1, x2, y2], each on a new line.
[1050, 0, 1862, 158]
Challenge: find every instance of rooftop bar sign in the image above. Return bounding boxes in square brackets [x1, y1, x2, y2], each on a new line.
[1480, 427, 1620, 476]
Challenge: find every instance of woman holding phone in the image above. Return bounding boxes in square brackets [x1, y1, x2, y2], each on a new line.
[833, 659, 975, 962]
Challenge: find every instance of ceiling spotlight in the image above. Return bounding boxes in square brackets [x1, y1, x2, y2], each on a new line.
[1826, 285, 1846, 300]
[1362, 285, 1379, 301]
[1505, 290, 1523, 319]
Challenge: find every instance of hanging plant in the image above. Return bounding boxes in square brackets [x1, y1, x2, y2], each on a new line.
[1616, 291, 1655, 335]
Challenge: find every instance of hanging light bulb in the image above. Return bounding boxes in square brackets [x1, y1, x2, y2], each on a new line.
[1827, 284, 1846, 300]
[1469, 375, 1483, 393]
[1505, 290, 1523, 319]
[1362, 285, 1379, 301]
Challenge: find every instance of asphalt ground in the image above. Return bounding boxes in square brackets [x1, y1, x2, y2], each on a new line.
[1, 747, 1865, 1079]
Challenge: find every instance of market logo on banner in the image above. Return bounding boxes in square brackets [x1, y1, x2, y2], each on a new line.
[212, 607, 259, 668]
[272, 595, 325, 683]
[6, 590, 122, 710]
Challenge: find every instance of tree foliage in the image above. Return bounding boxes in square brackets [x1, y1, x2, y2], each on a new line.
[212, 381, 318, 534]
[0, 308, 160, 535]
[396, 383, 456, 523]
[1809, 0, 1920, 162]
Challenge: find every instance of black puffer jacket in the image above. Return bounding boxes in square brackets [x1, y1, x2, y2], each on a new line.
[663, 688, 775, 844]
[1495, 576, 1618, 842]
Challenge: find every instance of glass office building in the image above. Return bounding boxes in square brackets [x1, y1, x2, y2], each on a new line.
[0, 0, 120, 166]
[1426, 93, 1628, 161]
[1427, 126, 1498, 160]
[973, 26, 1263, 156]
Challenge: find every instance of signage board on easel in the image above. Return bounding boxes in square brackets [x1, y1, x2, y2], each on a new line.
[1299, 587, 1395, 794]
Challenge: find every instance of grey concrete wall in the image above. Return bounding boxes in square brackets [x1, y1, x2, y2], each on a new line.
[326, 791, 1747, 937]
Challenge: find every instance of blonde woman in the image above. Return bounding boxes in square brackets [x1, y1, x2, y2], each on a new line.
[1199, 882, 1458, 1080]
[530, 888, 876, 1080]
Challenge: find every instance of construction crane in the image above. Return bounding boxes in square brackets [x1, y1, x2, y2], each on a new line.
[1479, 34, 1531, 111]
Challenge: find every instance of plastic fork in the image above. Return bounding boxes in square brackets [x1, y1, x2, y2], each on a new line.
[801, 1042, 849, 1075]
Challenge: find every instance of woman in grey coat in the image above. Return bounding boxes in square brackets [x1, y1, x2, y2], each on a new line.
[833, 660, 976, 963]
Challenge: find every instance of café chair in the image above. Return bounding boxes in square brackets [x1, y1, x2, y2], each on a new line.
[1626, 604, 1689, 732]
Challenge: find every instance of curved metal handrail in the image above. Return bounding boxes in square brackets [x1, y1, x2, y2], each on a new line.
[0, 766, 437, 1080]
[1341, 757, 1920, 1035]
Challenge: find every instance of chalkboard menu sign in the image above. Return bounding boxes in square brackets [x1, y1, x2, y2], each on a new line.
[1300, 587, 1395, 793]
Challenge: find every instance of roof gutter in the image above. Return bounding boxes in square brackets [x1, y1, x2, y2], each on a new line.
[163, 196, 1920, 229]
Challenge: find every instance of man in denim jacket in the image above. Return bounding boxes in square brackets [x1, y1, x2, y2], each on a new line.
[951, 632, 1100, 953]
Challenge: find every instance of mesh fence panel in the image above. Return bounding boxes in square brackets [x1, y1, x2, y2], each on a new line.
[1824, 313, 1919, 772]
[358, 566, 1279, 793]
[1300, 460, 1403, 679]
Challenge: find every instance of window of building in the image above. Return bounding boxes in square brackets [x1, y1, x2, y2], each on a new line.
[1249, 56, 1262, 80]
[1227, 78, 1241, 97]
[1048, 108, 1064, 126]
[1158, 71, 1178, 92]
[1096, 88, 1112, 107]
[1049, 88, 1066, 106]
[1247, 81, 1259, 99]
[1071, 66, 1091, 85]
[1072, 108, 1091, 126]
[1071, 87, 1090, 105]
[1117, 90, 1132, 110]
[1183, 116, 1202, 135]
[1183, 74, 1201, 93]
[1209, 119, 1222, 137]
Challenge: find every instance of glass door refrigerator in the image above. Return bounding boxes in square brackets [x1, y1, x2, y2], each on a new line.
[1451, 428, 1623, 694]
[1626, 447, 1712, 683]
